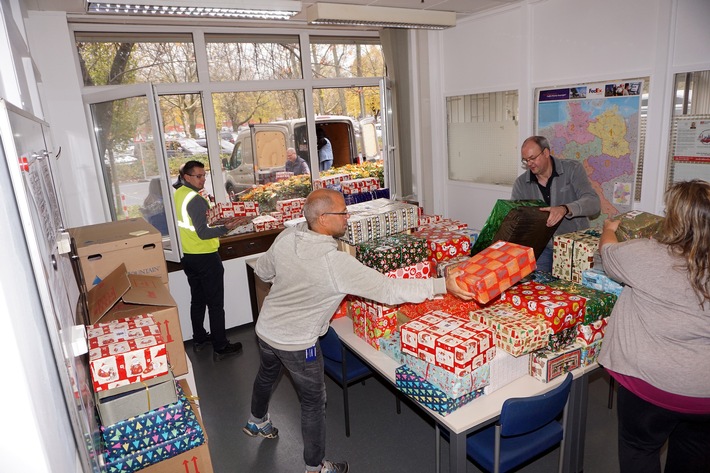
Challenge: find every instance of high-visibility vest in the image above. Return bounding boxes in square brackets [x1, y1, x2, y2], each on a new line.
[174, 186, 219, 254]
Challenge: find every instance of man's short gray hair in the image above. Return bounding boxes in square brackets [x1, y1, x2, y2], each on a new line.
[303, 189, 339, 227]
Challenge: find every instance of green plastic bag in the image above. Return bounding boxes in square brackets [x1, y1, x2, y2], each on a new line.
[471, 199, 547, 255]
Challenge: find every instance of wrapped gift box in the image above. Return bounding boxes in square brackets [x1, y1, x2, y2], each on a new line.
[206, 201, 259, 225]
[473, 304, 552, 357]
[274, 171, 294, 181]
[401, 349, 490, 399]
[521, 270, 559, 285]
[581, 268, 624, 297]
[435, 255, 471, 278]
[395, 365, 485, 416]
[472, 199, 547, 255]
[385, 260, 433, 279]
[343, 188, 390, 205]
[351, 303, 366, 340]
[483, 349, 529, 395]
[89, 324, 162, 349]
[455, 241, 536, 304]
[379, 332, 408, 365]
[412, 228, 471, 265]
[546, 326, 577, 351]
[397, 293, 481, 321]
[552, 229, 600, 283]
[331, 296, 351, 320]
[614, 210, 664, 241]
[400, 311, 494, 376]
[351, 298, 397, 350]
[419, 218, 468, 231]
[356, 233, 428, 273]
[252, 215, 280, 232]
[575, 318, 608, 345]
[498, 281, 585, 333]
[268, 211, 285, 226]
[418, 214, 442, 227]
[313, 173, 350, 190]
[341, 199, 419, 245]
[580, 340, 603, 366]
[89, 324, 169, 392]
[529, 343, 582, 383]
[276, 198, 306, 219]
[87, 314, 156, 339]
[341, 177, 380, 195]
[547, 279, 617, 324]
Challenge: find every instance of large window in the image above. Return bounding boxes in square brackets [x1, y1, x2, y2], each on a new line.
[77, 30, 386, 260]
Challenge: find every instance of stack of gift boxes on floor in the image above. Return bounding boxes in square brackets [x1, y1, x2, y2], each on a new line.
[68, 218, 213, 473]
[338, 202, 664, 417]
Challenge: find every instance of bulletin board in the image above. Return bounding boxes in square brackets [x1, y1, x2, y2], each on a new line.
[666, 115, 710, 187]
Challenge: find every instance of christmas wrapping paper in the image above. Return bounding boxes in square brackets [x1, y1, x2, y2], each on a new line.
[483, 348, 529, 395]
[276, 197, 306, 220]
[351, 298, 397, 350]
[520, 270, 560, 285]
[312, 173, 351, 190]
[418, 218, 468, 231]
[581, 268, 624, 297]
[401, 350, 490, 399]
[546, 326, 577, 351]
[379, 332, 407, 365]
[614, 210, 664, 241]
[552, 229, 600, 283]
[341, 199, 419, 245]
[412, 228, 471, 265]
[206, 201, 259, 225]
[418, 214, 442, 227]
[472, 199, 547, 255]
[575, 318, 608, 345]
[87, 314, 157, 339]
[356, 233, 428, 273]
[343, 188, 390, 205]
[547, 279, 618, 324]
[384, 260, 433, 279]
[340, 177, 380, 195]
[274, 171, 294, 181]
[455, 241, 536, 304]
[252, 215, 280, 232]
[529, 343, 582, 383]
[89, 324, 162, 349]
[400, 311, 494, 376]
[395, 365, 485, 416]
[473, 303, 553, 357]
[580, 340, 603, 366]
[397, 293, 481, 321]
[498, 281, 585, 333]
[435, 255, 471, 278]
[331, 296, 351, 320]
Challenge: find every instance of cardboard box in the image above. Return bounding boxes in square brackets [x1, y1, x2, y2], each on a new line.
[96, 371, 178, 426]
[87, 264, 187, 377]
[70, 218, 168, 289]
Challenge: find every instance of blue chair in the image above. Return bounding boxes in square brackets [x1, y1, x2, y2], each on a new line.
[437, 372, 573, 473]
[319, 326, 373, 437]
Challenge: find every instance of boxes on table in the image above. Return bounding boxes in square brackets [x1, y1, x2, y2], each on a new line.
[614, 210, 664, 241]
[252, 215, 280, 232]
[473, 303, 552, 357]
[356, 233, 428, 273]
[580, 340, 603, 366]
[400, 311, 495, 376]
[70, 218, 168, 289]
[276, 197, 306, 220]
[96, 371, 178, 426]
[395, 365, 485, 416]
[340, 199, 419, 245]
[312, 173, 351, 190]
[87, 263, 188, 377]
[341, 177, 380, 194]
[384, 260, 433, 279]
[350, 298, 397, 350]
[412, 228, 471, 265]
[402, 349, 490, 399]
[581, 268, 624, 297]
[547, 279, 617, 324]
[575, 318, 608, 345]
[206, 201, 260, 226]
[529, 343, 582, 383]
[552, 229, 600, 283]
[498, 281, 585, 333]
[397, 293, 480, 321]
[454, 241, 536, 304]
[418, 218, 468, 232]
[343, 188, 390, 205]
[88, 314, 169, 392]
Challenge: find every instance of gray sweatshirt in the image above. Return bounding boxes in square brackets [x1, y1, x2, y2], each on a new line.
[255, 222, 447, 351]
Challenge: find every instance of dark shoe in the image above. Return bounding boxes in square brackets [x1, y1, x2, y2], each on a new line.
[320, 460, 349, 473]
[213, 341, 243, 361]
[242, 414, 279, 439]
[192, 333, 212, 353]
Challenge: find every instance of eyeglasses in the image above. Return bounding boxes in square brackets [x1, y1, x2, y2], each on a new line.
[521, 149, 545, 165]
[322, 211, 350, 216]
[187, 173, 206, 179]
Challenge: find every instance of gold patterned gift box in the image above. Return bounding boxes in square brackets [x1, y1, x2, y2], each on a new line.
[614, 210, 664, 241]
[552, 229, 600, 283]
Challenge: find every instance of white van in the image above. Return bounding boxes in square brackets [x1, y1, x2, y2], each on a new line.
[222, 115, 379, 198]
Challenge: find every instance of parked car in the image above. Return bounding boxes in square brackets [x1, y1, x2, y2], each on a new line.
[195, 138, 234, 155]
[165, 138, 207, 157]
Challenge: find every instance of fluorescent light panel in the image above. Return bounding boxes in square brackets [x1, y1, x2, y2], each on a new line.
[307, 2, 456, 30]
[87, 0, 302, 20]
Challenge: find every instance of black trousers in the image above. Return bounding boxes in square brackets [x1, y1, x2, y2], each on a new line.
[181, 252, 228, 351]
[617, 384, 710, 473]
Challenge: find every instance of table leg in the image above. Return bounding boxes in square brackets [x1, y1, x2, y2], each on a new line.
[563, 373, 590, 473]
[449, 431, 467, 473]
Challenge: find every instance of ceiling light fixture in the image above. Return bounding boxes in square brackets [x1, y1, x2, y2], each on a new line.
[87, 0, 302, 21]
[306, 2, 456, 30]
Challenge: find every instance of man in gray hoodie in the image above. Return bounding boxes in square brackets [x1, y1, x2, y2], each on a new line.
[242, 188, 474, 473]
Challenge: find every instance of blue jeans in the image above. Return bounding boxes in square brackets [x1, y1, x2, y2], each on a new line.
[617, 384, 710, 473]
[251, 338, 326, 470]
[536, 246, 553, 273]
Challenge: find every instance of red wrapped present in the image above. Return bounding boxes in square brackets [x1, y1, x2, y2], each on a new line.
[351, 298, 397, 349]
[252, 215, 279, 232]
[499, 281, 585, 333]
[89, 333, 168, 391]
[575, 318, 608, 345]
[312, 173, 350, 190]
[398, 293, 480, 321]
[413, 228, 471, 264]
[455, 241, 536, 304]
[276, 198, 306, 220]
[275, 171, 294, 181]
[473, 303, 552, 357]
[385, 260, 433, 279]
[418, 214, 442, 227]
[341, 177, 380, 195]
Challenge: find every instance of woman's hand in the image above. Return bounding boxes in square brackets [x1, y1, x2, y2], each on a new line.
[599, 218, 620, 250]
[445, 268, 476, 301]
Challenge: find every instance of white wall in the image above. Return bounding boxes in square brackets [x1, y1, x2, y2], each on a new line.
[434, 0, 710, 230]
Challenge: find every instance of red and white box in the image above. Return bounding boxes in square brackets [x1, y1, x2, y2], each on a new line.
[89, 334, 168, 391]
[413, 228, 471, 265]
[575, 318, 608, 345]
[207, 201, 259, 225]
[454, 241, 536, 304]
[418, 214, 442, 227]
[312, 173, 350, 190]
[473, 303, 553, 357]
[89, 324, 162, 349]
[86, 314, 155, 338]
[252, 215, 280, 232]
[341, 177, 380, 195]
[275, 171, 294, 181]
[385, 260, 433, 279]
[276, 198, 306, 219]
[267, 211, 285, 225]
[499, 281, 585, 333]
[423, 218, 469, 231]
[351, 298, 397, 349]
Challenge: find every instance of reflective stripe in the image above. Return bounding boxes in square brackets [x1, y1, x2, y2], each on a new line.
[177, 190, 198, 231]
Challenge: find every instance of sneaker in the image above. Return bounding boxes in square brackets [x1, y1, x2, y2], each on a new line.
[192, 333, 212, 353]
[319, 460, 349, 473]
[213, 341, 243, 361]
[242, 415, 279, 439]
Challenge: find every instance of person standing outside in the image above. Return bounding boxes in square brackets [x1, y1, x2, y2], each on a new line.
[242, 188, 474, 473]
[174, 160, 244, 361]
[285, 147, 310, 175]
[316, 127, 333, 172]
[511, 135, 600, 272]
[598, 180, 710, 473]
